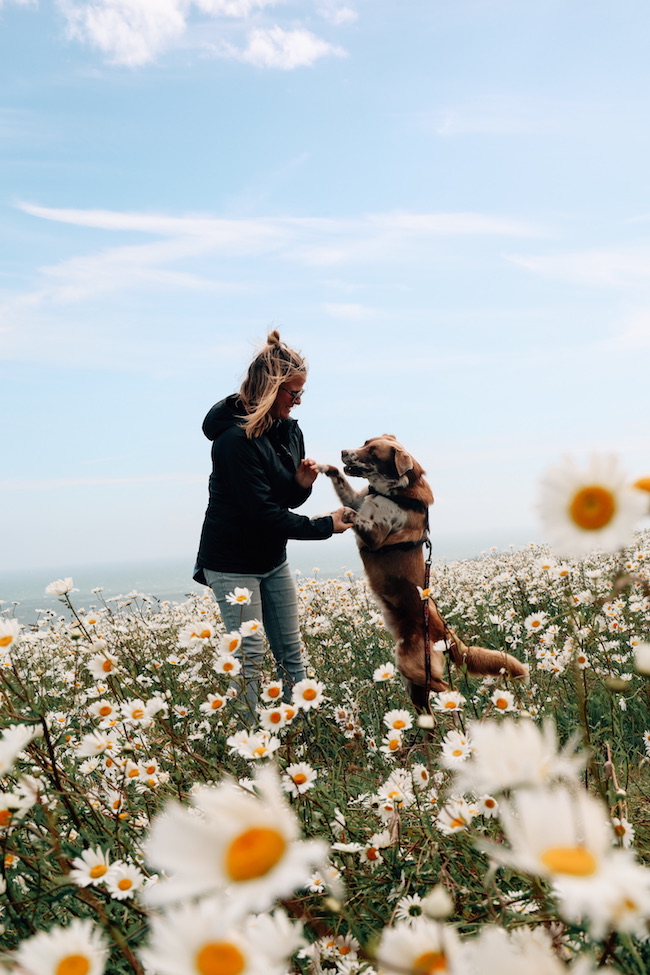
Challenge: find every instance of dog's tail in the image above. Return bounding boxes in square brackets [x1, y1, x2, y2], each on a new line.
[444, 627, 529, 681]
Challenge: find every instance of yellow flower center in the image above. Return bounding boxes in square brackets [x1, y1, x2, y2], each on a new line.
[614, 824, 626, 837]
[132, 709, 144, 719]
[99, 706, 112, 716]
[389, 739, 400, 750]
[268, 687, 281, 698]
[128, 769, 139, 778]
[270, 712, 282, 723]
[495, 698, 508, 710]
[118, 878, 133, 890]
[444, 701, 456, 709]
[89, 864, 107, 879]
[101, 660, 113, 672]
[0, 635, 13, 647]
[540, 846, 598, 876]
[196, 942, 245, 975]
[449, 816, 465, 829]
[225, 827, 286, 882]
[413, 950, 447, 974]
[199, 629, 211, 639]
[568, 485, 616, 531]
[293, 773, 307, 785]
[393, 719, 406, 729]
[211, 699, 224, 709]
[228, 639, 239, 652]
[366, 847, 379, 860]
[302, 688, 317, 701]
[633, 476, 650, 494]
[223, 662, 234, 671]
[56, 956, 91, 975]
[452, 748, 463, 756]
[284, 708, 296, 720]
[0, 810, 13, 826]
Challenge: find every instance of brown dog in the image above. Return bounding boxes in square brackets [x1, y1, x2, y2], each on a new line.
[319, 435, 528, 710]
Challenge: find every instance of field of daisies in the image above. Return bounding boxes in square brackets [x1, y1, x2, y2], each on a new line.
[1, 458, 650, 975]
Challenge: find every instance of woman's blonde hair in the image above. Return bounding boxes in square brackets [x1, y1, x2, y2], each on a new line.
[238, 330, 307, 438]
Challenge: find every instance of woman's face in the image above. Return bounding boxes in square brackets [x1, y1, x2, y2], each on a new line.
[270, 374, 306, 420]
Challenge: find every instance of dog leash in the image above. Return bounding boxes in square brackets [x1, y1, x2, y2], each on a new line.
[423, 534, 433, 711]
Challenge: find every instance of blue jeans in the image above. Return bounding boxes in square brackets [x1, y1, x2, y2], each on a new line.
[203, 561, 305, 719]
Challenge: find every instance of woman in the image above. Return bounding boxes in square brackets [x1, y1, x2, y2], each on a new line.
[193, 330, 350, 720]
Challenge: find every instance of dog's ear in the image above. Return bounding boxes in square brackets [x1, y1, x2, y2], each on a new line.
[382, 433, 397, 441]
[393, 446, 413, 476]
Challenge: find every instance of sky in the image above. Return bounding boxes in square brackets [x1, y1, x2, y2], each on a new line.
[1, 0, 650, 588]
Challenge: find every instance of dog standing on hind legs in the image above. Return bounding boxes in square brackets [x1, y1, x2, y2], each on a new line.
[318, 434, 528, 711]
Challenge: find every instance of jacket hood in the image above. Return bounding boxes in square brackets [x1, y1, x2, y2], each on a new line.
[202, 395, 242, 442]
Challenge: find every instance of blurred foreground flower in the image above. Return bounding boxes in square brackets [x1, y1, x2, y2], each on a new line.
[453, 718, 584, 795]
[144, 767, 327, 912]
[0, 723, 42, 775]
[13, 918, 108, 975]
[538, 454, 647, 557]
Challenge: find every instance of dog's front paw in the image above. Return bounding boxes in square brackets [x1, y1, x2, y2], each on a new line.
[316, 463, 341, 477]
[341, 506, 357, 524]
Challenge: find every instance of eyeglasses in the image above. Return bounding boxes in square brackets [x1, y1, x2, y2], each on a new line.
[281, 386, 306, 402]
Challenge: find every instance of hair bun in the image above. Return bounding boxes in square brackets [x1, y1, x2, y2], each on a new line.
[267, 329, 281, 347]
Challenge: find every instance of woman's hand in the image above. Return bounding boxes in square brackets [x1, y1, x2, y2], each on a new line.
[295, 458, 319, 489]
[331, 507, 353, 533]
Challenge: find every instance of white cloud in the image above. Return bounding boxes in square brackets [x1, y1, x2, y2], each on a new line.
[317, 1, 357, 25]
[58, 0, 345, 68]
[226, 26, 346, 69]
[60, 0, 188, 66]
[507, 246, 650, 289]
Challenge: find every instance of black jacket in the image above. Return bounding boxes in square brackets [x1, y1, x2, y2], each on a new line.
[193, 395, 333, 580]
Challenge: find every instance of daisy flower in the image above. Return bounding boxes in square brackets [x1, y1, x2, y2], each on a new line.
[219, 631, 242, 655]
[213, 654, 242, 676]
[524, 611, 548, 633]
[440, 729, 472, 768]
[435, 797, 476, 835]
[200, 693, 228, 715]
[431, 690, 465, 712]
[490, 688, 516, 712]
[283, 762, 317, 797]
[0, 619, 21, 651]
[240, 618, 264, 637]
[485, 785, 616, 887]
[453, 717, 584, 796]
[261, 681, 284, 703]
[0, 723, 42, 775]
[105, 861, 145, 900]
[258, 707, 288, 732]
[611, 816, 635, 849]
[380, 730, 404, 758]
[538, 453, 647, 557]
[45, 576, 76, 596]
[383, 708, 413, 731]
[375, 917, 460, 975]
[394, 892, 425, 924]
[13, 918, 108, 975]
[225, 587, 253, 606]
[292, 678, 325, 711]
[87, 699, 118, 722]
[476, 795, 499, 818]
[411, 764, 431, 789]
[144, 767, 328, 913]
[373, 662, 396, 682]
[178, 621, 215, 646]
[87, 651, 120, 679]
[69, 846, 112, 887]
[359, 830, 390, 869]
[140, 901, 272, 975]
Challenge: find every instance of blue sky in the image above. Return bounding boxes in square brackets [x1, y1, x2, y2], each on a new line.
[2, 0, 649, 581]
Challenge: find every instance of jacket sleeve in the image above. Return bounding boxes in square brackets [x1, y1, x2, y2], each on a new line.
[222, 433, 333, 541]
[285, 425, 312, 510]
